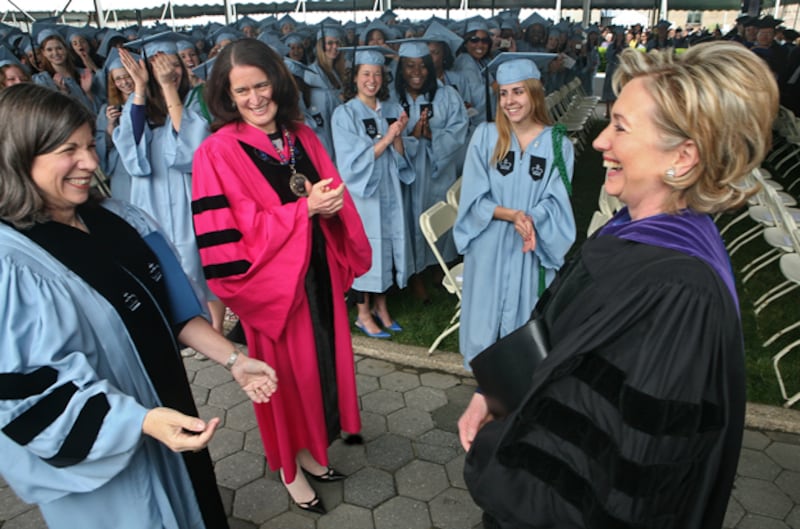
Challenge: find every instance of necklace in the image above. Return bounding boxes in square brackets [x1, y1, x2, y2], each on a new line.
[267, 127, 309, 197]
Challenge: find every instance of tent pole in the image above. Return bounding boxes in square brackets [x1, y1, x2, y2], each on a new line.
[582, 0, 591, 27]
[93, 0, 105, 28]
[660, 0, 668, 22]
[555, 0, 562, 21]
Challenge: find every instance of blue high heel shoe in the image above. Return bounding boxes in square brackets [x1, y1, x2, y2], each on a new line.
[354, 320, 391, 338]
[372, 312, 403, 332]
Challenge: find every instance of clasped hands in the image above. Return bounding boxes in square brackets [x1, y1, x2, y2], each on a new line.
[512, 210, 537, 253]
[306, 178, 345, 218]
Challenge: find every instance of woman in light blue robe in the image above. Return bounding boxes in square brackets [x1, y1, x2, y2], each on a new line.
[332, 47, 414, 337]
[0, 83, 277, 529]
[112, 45, 221, 330]
[306, 25, 347, 162]
[95, 49, 137, 202]
[32, 33, 99, 114]
[454, 55, 576, 369]
[391, 41, 469, 276]
[453, 20, 496, 135]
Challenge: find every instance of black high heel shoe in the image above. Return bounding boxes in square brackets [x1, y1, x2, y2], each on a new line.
[293, 493, 326, 515]
[304, 466, 346, 483]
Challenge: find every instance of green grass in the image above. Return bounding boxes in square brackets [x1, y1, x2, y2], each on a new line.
[350, 120, 800, 408]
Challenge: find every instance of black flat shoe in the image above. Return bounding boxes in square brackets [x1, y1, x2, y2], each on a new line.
[343, 433, 364, 445]
[293, 493, 326, 515]
[305, 466, 346, 483]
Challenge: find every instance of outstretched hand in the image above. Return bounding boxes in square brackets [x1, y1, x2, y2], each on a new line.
[142, 407, 220, 452]
[231, 355, 278, 404]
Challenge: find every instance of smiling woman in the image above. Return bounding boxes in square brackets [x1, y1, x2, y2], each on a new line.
[0, 82, 277, 529]
[192, 38, 372, 516]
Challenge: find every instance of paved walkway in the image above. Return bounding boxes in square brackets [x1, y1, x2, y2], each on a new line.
[2, 340, 800, 529]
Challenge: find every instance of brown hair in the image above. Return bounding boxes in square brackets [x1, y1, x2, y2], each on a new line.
[0, 84, 95, 228]
[491, 77, 552, 165]
[205, 39, 301, 133]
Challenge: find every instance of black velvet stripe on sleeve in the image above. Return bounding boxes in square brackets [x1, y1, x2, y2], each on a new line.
[203, 260, 251, 279]
[44, 393, 110, 468]
[2, 383, 78, 445]
[571, 353, 724, 436]
[196, 228, 243, 249]
[0, 367, 58, 399]
[192, 195, 230, 214]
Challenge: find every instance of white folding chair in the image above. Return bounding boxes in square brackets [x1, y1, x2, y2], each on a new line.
[446, 177, 462, 209]
[419, 201, 463, 354]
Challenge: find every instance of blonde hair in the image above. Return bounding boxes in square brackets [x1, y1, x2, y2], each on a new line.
[314, 37, 345, 90]
[491, 77, 552, 165]
[613, 41, 778, 214]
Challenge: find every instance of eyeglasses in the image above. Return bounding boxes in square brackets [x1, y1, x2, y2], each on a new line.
[113, 74, 132, 82]
[468, 36, 492, 44]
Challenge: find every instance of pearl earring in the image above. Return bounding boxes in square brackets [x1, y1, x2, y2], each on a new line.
[665, 167, 676, 179]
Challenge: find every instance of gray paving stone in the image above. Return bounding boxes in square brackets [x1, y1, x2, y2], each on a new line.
[209, 379, 250, 408]
[387, 407, 435, 438]
[344, 467, 396, 509]
[373, 496, 431, 529]
[379, 371, 420, 392]
[404, 386, 448, 412]
[344, 467, 396, 508]
[446, 384, 477, 408]
[765, 431, 800, 446]
[233, 478, 288, 524]
[244, 427, 266, 456]
[360, 410, 388, 441]
[259, 511, 315, 529]
[219, 486, 235, 516]
[356, 373, 380, 396]
[0, 487, 33, 521]
[786, 505, 800, 529]
[2, 508, 46, 529]
[209, 428, 246, 463]
[420, 371, 460, 389]
[314, 478, 344, 512]
[215, 451, 266, 489]
[327, 440, 368, 476]
[418, 428, 461, 450]
[724, 495, 745, 529]
[414, 441, 459, 464]
[777, 471, 800, 503]
[767, 442, 800, 472]
[742, 429, 771, 450]
[736, 514, 791, 529]
[197, 404, 226, 426]
[366, 434, 414, 471]
[318, 503, 375, 529]
[226, 400, 259, 432]
[446, 454, 467, 489]
[361, 389, 405, 415]
[194, 363, 235, 388]
[732, 477, 794, 519]
[431, 402, 464, 434]
[183, 355, 212, 373]
[357, 358, 396, 377]
[396, 460, 449, 501]
[429, 488, 483, 529]
[738, 448, 783, 480]
[227, 518, 257, 529]
[461, 377, 478, 387]
[191, 384, 209, 406]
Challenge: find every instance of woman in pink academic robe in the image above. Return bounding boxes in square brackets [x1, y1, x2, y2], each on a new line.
[191, 39, 371, 515]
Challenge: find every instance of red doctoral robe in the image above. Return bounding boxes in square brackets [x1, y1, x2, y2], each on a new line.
[192, 121, 371, 482]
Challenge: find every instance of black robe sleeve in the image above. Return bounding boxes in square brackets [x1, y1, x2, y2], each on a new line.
[464, 236, 745, 529]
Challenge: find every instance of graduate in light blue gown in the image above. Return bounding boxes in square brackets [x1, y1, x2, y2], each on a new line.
[0, 84, 276, 529]
[95, 49, 136, 201]
[332, 47, 413, 338]
[391, 40, 469, 280]
[306, 25, 347, 162]
[112, 39, 224, 333]
[32, 30, 98, 114]
[454, 55, 576, 369]
[453, 19, 496, 135]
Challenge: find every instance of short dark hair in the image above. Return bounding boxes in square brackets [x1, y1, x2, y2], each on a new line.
[205, 38, 301, 132]
[0, 84, 95, 228]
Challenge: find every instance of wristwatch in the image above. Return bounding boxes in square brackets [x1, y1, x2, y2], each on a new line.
[225, 351, 239, 370]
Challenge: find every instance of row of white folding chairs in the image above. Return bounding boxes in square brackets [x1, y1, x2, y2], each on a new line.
[767, 106, 800, 191]
[545, 78, 599, 155]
